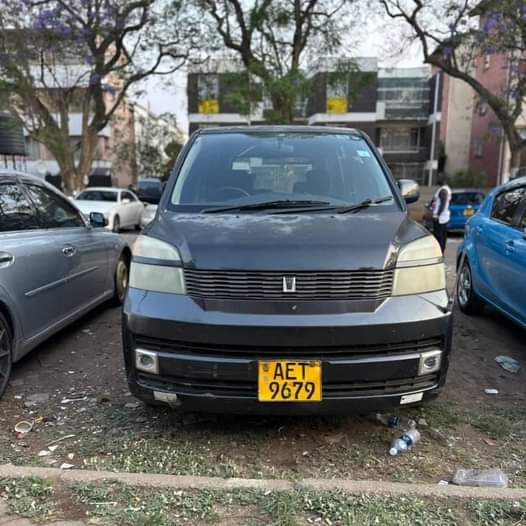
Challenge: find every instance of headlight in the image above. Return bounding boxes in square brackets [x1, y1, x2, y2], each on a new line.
[392, 236, 445, 296]
[129, 235, 186, 294]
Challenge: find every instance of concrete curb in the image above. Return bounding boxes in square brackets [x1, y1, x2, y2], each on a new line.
[1, 464, 524, 500]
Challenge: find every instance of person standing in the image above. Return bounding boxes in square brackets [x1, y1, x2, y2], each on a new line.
[432, 174, 452, 253]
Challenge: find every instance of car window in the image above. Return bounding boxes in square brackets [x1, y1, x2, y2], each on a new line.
[26, 184, 85, 229]
[0, 183, 40, 232]
[451, 192, 484, 206]
[121, 191, 135, 202]
[77, 190, 118, 202]
[170, 132, 395, 210]
[491, 187, 526, 225]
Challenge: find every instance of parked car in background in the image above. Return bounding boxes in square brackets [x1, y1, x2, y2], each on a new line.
[457, 177, 526, 329]
[136, 179, 164, 229]
[123, 126, 451, 414]
[423, 189, 485, 232]
[75, 187, 143, 233]
[448, 189, 485, 231]
[0, 171, 130, 399]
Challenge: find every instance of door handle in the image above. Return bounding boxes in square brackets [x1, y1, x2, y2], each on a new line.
[0, 252, 14, 267]
[62, 246, 77, 257]
[505, 240, 515, 253]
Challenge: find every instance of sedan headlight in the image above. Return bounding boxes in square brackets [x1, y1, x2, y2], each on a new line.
[129, 235, 186, 294]
[392, 236, 446, 296]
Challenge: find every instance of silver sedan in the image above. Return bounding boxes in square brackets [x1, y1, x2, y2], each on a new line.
[0, 170, 130, 398]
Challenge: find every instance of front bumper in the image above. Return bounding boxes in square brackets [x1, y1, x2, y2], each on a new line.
[123, 289, 453, 414]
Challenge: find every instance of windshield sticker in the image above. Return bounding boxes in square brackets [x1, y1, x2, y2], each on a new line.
[356, 150, 371, 158]
[232, 161, 250, 170]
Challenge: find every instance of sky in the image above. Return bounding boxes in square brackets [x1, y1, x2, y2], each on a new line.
[138, 12, 424, 137]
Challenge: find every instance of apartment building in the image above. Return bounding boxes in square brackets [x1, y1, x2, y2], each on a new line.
[440, 52, 526, 186]
[187, 59, 442, 186]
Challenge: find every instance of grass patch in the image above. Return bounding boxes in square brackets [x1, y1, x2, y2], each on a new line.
[0, 477, 56, 521]
[71, 483, 462, 526]
[416, 400, 463, 430]
[85, 438, 242, 478]
[469, 408, 526, 440]
[466, 499, 526, 526]
[73, 481, 218, 525]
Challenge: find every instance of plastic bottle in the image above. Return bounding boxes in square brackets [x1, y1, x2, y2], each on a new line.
[452, 468, 508, 488]
[389, 428, 421, 456]
[376, 413, 416, 430]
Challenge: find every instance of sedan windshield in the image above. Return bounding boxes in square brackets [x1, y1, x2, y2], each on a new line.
[170, 132, 396, 212]
[77, 191, 118, 202]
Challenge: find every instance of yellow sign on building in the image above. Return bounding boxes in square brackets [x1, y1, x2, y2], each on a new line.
[199, 99, 219, 114]
[327, 97, 348, 113]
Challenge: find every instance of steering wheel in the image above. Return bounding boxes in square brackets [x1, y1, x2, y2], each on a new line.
[216, 186, 250, 199]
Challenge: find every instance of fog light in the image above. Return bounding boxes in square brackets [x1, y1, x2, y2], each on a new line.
[418, 350, 442, 376]
[135, 349, 159, 375]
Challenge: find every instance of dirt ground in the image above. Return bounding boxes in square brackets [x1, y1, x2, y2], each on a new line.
[1, 235, 525, 488]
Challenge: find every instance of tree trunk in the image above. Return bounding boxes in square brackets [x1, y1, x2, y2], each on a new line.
[509, 145, 523, 180]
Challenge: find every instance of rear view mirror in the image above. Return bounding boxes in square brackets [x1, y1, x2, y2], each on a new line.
[398, 179, 420, 204]
[89, 212, 107, 228]
[121, 198, 131, 204]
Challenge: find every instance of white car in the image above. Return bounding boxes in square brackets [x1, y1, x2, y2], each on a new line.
[75, 187, 143, 232]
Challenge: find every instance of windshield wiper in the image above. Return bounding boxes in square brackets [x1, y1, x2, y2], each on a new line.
[202, 199, 332, 214]
[336, 196, 394, 214]
[271, 196, 394, 215]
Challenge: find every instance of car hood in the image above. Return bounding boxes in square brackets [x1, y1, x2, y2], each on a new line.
[75, 201, 116, 215]
[148, 211, 427, 271]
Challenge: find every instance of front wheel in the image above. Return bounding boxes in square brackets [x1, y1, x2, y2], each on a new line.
[456, 259, 484, 315]
[112, 216, 120, 233]
[110, 254, 129, 306]
[0, 312, 13, 400]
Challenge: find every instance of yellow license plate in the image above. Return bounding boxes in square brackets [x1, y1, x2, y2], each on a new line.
[258, 360, 322, 402]
[464, 209, 475, 216]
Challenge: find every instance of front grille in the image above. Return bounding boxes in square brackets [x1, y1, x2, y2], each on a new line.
[138, 372, 438, 399]
[135, 336, 442, 359]
[184, 269, 394, 301]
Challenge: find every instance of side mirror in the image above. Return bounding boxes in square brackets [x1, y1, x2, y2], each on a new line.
[398, 179, 420, 204]
[89, 212, 107, 228]
[121, 198, 131, 204]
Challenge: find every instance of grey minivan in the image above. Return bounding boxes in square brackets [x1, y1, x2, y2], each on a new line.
[0, 171, 130, 398]
[123, 127, 452, 414]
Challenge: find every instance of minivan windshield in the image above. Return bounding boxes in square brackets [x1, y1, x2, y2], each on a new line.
[170, 132, 397, 212]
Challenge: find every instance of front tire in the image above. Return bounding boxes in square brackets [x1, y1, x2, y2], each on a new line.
[111, 254, 129, 306]
[0, 312, 13, 400]
[456, 259, 484, 315]
[112, 216, 120, 233]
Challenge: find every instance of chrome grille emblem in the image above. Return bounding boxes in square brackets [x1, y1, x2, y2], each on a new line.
[282, 276, 297, 293]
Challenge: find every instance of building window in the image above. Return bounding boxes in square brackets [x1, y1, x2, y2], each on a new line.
[483, 55, 491, 70]
[474, 140, 484, 158]
[379, 128, 419, 152]
[479, 100, 488, 116]
[198, 75, 219, 114]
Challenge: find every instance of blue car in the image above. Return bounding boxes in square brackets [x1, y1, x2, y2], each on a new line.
[456, 177, 526, 328]
[448, 189, 485, 231]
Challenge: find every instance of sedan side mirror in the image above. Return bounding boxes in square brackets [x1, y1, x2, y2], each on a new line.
[121, 198, 131, 204]
[89, 212, 107, 228]
[398, 179, 420, 204]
